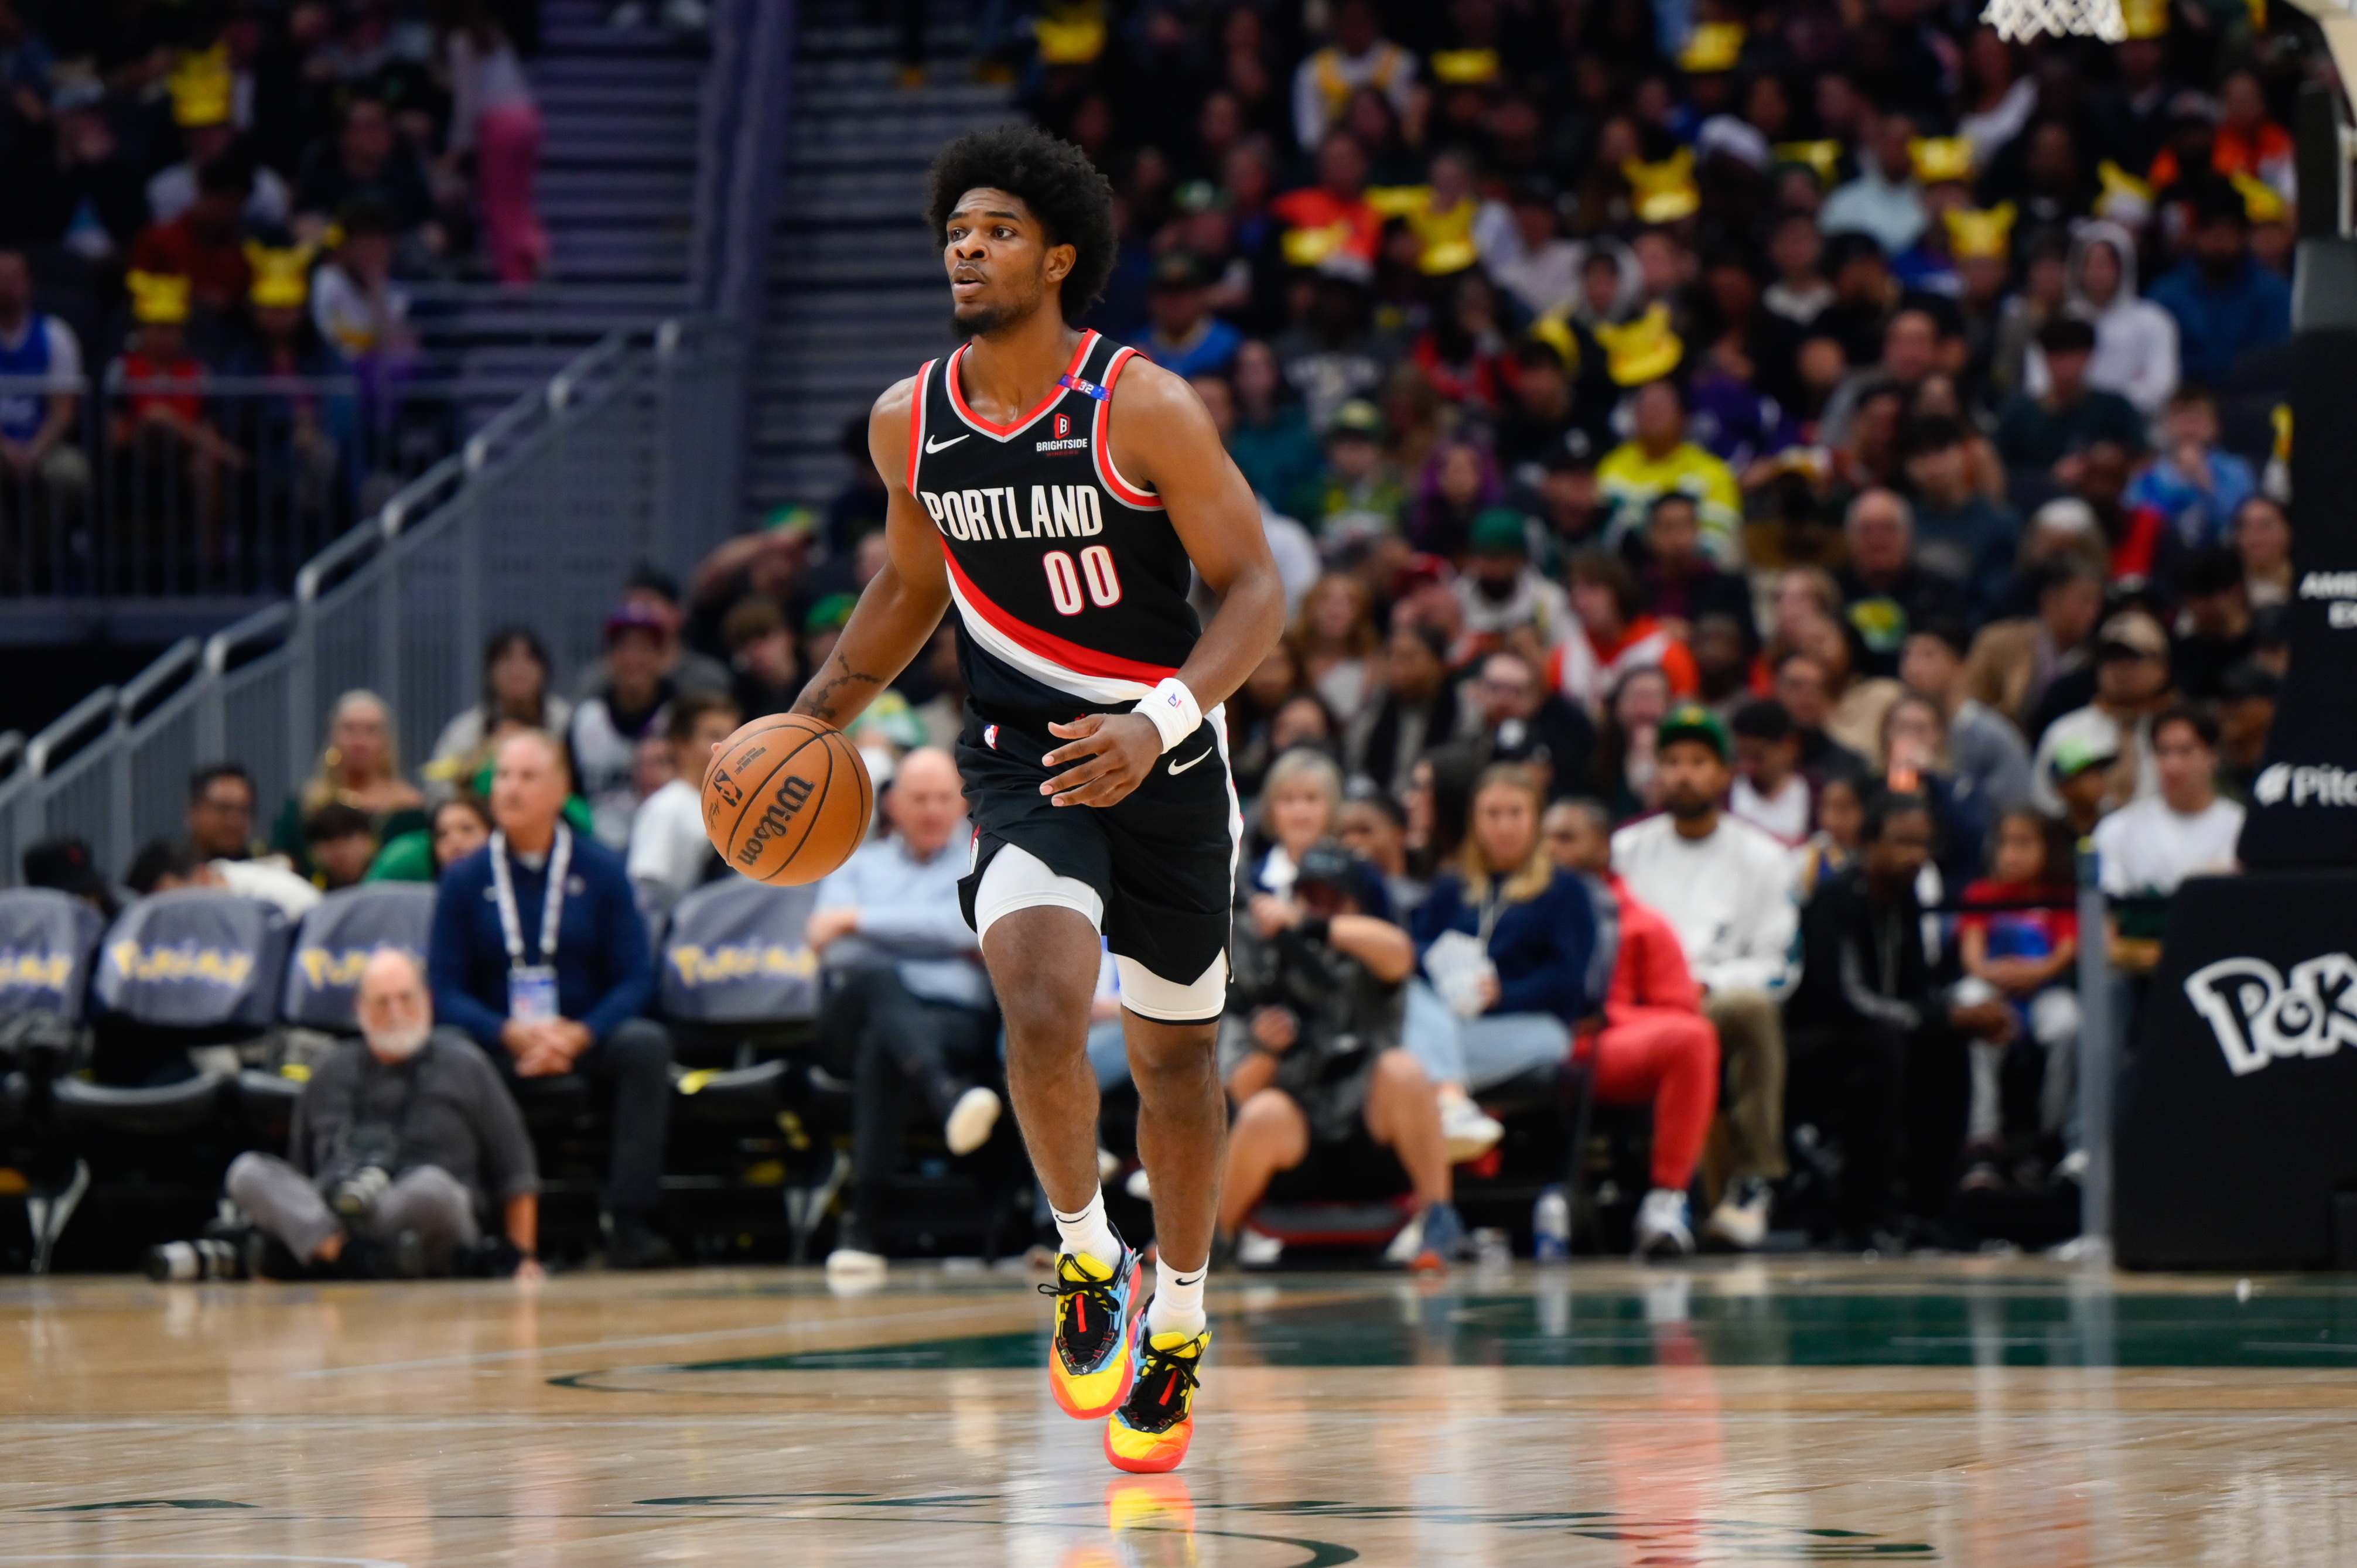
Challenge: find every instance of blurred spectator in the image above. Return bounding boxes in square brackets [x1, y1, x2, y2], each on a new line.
[1763, 211, 1835, 327]
[214, 249, 355, 527]
[1632, 492, 1750, 642]
[146, 68, 291, 230]
[1783, 792, 2004, 1245]
[1993, 318, 2147, 482]
[1837, 490, 1967, 679]
[2030, 610, 2172, 815]
[1820, 308, 1942, 449]
[1454, 508, 1570, 651]
[2126, 388, 2255, 549]
[625, 692, 741, 923]
[2021, 221, 2178, 417]
[1466, 651, 1594, 801]
[310, 201, 416, 371]
[293, 94, 440, 252]
[1142, 252, 1242, 377]
[2147, 186, 2291, 392]
[721, 595, 801, 723]
[112, 269, 240, 534]
[1902, 619, 2034, 815]
[582, 562, 732, 698]
[1880, 691, 1993, 889]
[1613, 706, 1797, 1249]
[1485, 179, 1581, 318]
[1296, 396, 1404, 539]
[1290, 1, 1416, 152]
[441, 0, 545, 283]
[1544, 798, 1722, 1258]
[1407, 435, 1502, 559]
[1552, 551, 1697, 715]
[428, 730, 674, 1269]
[185, 763, 264, 862]
[2095, 704, 2243, 973]
[1965, 554, 2104, 733]
[571, 603, 678, 849]
[1589, 665, 1673, 820]
[1292, 572, 1381, 723]
[2047, 732, 2119, 841]
[1596, 380, 1741, 562]
[428, 627, 572, 799]
[1820, 112, 1928, 258]
[1273, 271, 1392, 430]
[2148, 70, 2293, 193]
[23, 837, 118, 921]
[26, 80, 149, 267]
[368, 791, 496, 883]
[274, 689, 427, 870]
[0, 249, 90, 521]
[1901, 419, 2019, 624]
[1772, 646, 1871, 784]
[1346, 622, 1470, 798]
[1956, 808, 2080, 1190]
[2229, 494, 2291, 610]
[304, 802, 380, 891]
[1221, 841, 1464, 1270]
[1338, 778, 1423, 917]
[126, 834, 321, 920]
[2170, 547, 2257, 701]
[810, 749, 998, 1276]
[222, 949, 539, 1280]
[2215, 659, 2279, 800]
[1225, 339, 1323, 520]
[128, 155, 257, 319]
[1729, 698, 1811, 844]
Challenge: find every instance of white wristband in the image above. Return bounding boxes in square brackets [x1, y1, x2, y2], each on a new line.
[1133, 677, 1202, 754]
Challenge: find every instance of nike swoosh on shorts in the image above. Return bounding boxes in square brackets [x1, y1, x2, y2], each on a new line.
[1167, 743, 1215, 776]
[925, 433, 971, 453]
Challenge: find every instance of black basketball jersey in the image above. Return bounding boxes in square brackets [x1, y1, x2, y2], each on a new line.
[907, 330, 1202, 718]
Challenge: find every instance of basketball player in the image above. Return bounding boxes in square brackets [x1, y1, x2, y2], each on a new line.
[784, 125, 1285, 1473]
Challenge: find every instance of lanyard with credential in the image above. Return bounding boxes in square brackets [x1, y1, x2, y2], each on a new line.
[491, 826, 570, 1022]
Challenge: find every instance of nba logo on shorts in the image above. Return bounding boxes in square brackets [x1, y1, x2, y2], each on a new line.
[1054, 412, 1071, 439]
[984, 723, 999, 750]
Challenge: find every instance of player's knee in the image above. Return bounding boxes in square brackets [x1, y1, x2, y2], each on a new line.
[1126, 1021, 1218, 1088]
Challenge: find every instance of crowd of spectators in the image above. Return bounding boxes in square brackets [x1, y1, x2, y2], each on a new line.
[0, 0, 552, 583]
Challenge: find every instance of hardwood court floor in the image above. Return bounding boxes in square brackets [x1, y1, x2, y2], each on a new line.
[4, 1257, 2356, 1566]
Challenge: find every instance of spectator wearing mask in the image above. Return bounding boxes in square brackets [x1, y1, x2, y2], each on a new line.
[2169, 547, 2257, 701]
[2147, 186, 2291, 392]
[2030, 610, 2172, 816]
[1597, 380, 1742, 563]
[274, 690, 428, 874]
[428, 731, 674, 1270]
[1964, 555, 2104, 735]
[1835, 487, 1967, 679]
[1784, 794, 2013, 1246]
[218, 951, 541, 1280]
[1611, 706, 1799, 1249]
[2095, 704, 2243, 974]
[625, 692, 743, 923]
[1901, 418, 2020, 624]
[1544, 799, 1723, 1259]
[2126, 388, 2256, 550]
[304, 803, 380, 891]
[427, 627, 573, 801]
[185, 763, 265, 862]
[810, 749, 1000, 1277]
[2021, 220, 2178, 417]
[1410, 764, 1603, 1104]
[1901, 619, 2034, 816]
[1550, 551, 1699, 716]
[1467, 652, 1595, 802]
[1220, 842, 1466, 1271]
[1994, 317, 2148, 482]
[571, 604, 678, 849]
[1454, 509, 1571, 652]
[1729, 698, 1813, 845]
[1345, 622, 1471, 800]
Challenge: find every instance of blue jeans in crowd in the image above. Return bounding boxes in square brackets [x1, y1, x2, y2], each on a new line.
[1402, 979, 1573, 1091]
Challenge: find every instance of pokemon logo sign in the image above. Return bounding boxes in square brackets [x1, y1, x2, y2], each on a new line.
[2184, 952, 2357, 1077]
[297, 946, 421, 990]
[667, 941, 818, 988]
[107, 941, 256, 990]
[0, 949, 76, 993]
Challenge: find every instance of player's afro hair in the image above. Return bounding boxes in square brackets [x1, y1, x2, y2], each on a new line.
[927, 124, 1117, 326]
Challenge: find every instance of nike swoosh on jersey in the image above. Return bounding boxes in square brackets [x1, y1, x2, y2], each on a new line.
[1167, 742, 1216, 776]
[924, 432, 971, 453]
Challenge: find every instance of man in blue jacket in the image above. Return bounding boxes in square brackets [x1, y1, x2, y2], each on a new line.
[429, 730, 675, 1268]
[2147, 186, 2291, 392]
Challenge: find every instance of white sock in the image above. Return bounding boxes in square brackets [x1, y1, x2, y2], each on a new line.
[1146, 1253, 1207, 1339]
[1051, 1187, 1120, 1269]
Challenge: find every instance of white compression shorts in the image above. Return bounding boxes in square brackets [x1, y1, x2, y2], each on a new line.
[972, 842, 1229, 1022]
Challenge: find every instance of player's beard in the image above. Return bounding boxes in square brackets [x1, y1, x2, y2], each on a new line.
[954, 272, 1046, 340]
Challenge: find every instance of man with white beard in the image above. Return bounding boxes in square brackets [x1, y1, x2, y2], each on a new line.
[218, 949, 542, 1280]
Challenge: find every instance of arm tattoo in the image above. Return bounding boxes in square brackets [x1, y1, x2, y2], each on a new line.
[792, 652, 883, 725]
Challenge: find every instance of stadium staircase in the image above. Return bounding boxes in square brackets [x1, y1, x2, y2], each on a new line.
[742, 0, 1016, 521]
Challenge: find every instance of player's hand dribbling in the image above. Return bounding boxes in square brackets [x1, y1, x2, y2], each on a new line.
[1040, 713, 1165, 807]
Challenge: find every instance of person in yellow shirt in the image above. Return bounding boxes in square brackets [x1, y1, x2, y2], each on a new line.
[1596, 380, 1742, 564]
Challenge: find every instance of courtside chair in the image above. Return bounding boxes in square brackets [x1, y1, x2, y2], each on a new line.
[258, 882, 440, 1144]
[0, 888, 107, 1273]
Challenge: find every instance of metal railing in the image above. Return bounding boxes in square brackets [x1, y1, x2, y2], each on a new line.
[0, 318, 747, 885]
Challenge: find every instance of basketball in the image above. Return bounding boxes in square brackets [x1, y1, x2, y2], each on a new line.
[702, 713, 873, 886]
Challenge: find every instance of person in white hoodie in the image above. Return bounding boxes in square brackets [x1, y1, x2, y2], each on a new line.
[1612, 705, 1800, 1250]
[2024, 220, 2177, 418]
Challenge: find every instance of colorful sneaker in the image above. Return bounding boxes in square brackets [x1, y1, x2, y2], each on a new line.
[1041, 1234, 1139, 1420]
[1104, 1316, 1210, 1474]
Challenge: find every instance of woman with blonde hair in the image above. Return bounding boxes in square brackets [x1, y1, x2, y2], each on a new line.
[1406, 764, 1606, 1154]
[1289, 573, 1382, 723]
[1250, 747, 1344, 898]
[271, 689, 428, 872]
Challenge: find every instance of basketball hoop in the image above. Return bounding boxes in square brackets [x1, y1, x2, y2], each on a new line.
[1980, 0, 2124, 43]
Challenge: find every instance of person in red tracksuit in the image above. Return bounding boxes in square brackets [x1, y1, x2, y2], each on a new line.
[1543, 798, 1721, 1258]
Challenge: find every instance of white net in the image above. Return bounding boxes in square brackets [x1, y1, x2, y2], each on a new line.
[1980, 0, 2125, 42]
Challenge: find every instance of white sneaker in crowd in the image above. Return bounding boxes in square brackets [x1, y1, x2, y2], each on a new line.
[1438, 1091, 1504, 1164]
[1634, 1188, 1696, 1259]
[1235, 1227, 1285, 1268]
[944, 1085, 1001, 1156]
[1704, 1177, 1772, 1251]
[825, 1246, 886, 1285]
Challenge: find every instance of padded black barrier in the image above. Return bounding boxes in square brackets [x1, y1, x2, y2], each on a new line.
[2116, 870, 2357, 1268]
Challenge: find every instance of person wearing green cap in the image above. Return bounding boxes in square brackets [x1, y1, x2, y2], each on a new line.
[1611, 701, 1799, 1251]
[1299, 396, 1406, 537]
[1453, 508, 1571, 651]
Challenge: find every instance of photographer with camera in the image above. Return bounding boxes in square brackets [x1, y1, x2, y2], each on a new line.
[214, 949, 542, 1280]
[1216, 841, 1467, 1273]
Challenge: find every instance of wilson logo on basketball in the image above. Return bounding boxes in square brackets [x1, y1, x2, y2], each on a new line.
[736, 774, 815, 865]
